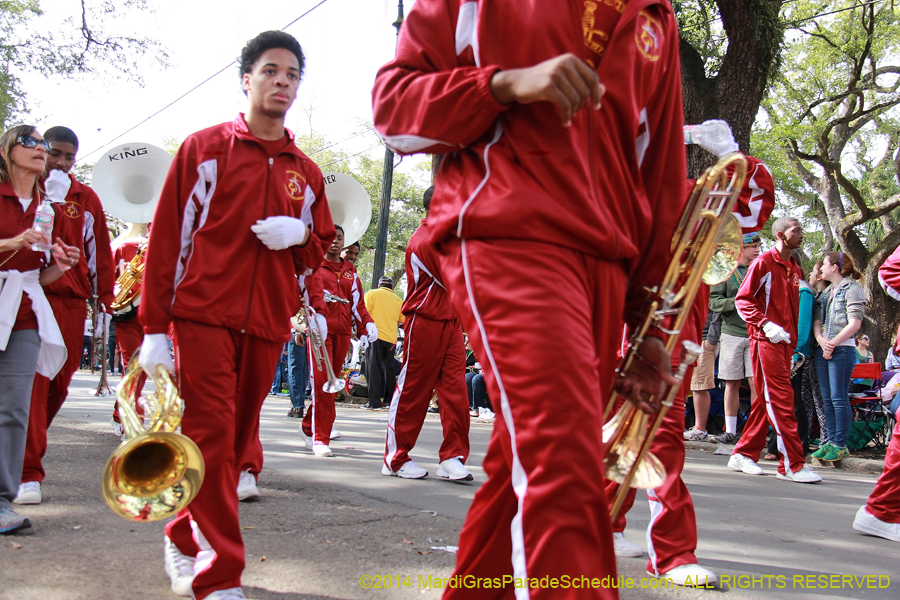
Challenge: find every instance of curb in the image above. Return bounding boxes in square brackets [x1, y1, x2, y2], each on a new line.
[684, 440, 886, 475]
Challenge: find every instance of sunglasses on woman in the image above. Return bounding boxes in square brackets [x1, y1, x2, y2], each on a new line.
[16, 135, 52, 152]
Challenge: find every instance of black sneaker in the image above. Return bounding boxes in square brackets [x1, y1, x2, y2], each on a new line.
[362, 402, 384, 410]
[711, 431, 738, 444]
[287, 407, 303, 418]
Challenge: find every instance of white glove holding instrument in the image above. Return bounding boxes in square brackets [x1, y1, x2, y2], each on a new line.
[358, 335, 370, 351]
[139, 333, 175, 376]
[250, 216, 308, 250]
[45, 169, 72, 203]
[690, 119, 739, 157]
[314, 312, 328, 341]
[366, 322, 378, 343]
[763, 321, 791, 344]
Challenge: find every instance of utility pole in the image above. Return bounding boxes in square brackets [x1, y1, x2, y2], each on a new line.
[372, 1, 404, 289]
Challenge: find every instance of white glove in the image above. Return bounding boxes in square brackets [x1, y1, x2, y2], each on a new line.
[693, 120, 739, 157]
[366, 322, 378, 343]
[314, 312, 328, 341]
[138, 333, 174, 376]
[45, 169, 71, 203]
[358, 336, 370, 351]
[762, 321, 791, 344]
[250, 216, 308, 250]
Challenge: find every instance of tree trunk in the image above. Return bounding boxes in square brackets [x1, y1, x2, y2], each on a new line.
[862, 271, 900, 365]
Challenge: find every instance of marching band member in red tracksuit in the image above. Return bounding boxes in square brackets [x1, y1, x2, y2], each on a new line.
[730, 217, 821, 483]
[853, 246, 900, 542]
[301, 225, 375, 456]
[17, 126, 115, 506]
[373, 1, 686, 598]
[138, 32, 335, 600]
[383, 188, 471, 481]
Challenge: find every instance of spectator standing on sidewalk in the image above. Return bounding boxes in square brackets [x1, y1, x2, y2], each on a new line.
[684, 286, 720, 441]
[363, 276, 404, 409]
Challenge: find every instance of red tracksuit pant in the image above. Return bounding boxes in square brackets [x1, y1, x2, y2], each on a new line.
[164, 319, 281, 600]
[22, 295, 86, 483]
[112, 316, 147, 423]
[437, 238, 620, 600]
[384, 314, 470, 472]
[302, 333, 349, 445]
[866, 406, 900, 523]
[605, 390, 698, 575]
[733, 339, 805, 475]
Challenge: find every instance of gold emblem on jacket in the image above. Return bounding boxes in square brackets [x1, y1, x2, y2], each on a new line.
[63, 200, 81, 219]
[285, 170, 306, 201]
[635, 10, 662, 62]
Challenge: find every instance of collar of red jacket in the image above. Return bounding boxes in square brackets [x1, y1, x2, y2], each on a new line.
[232, 113, 304, 159]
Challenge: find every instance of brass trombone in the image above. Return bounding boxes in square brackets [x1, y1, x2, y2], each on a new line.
[303, 299, 346, 394]
[604, 153, 747, 520]
[101, 357, 205, 521]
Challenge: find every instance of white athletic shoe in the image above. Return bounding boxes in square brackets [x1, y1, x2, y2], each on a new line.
[727, 453, 764, 475]
[110, 418, 125, 441]
[163, 536, 195, 597]
[436, 457, 473, 481]
[13, 481, 41, 505]
[776, 465, 822, 484]
[330, 429, 342, 439]
[853, 506, 900, 542]
[655, 563, 717, 587]
[478, 407, 496, 419]
[203, 588, 246, 600]
[612, 532, 642, 557]
[236, 470, 260, 501]
[297, 427, 312, 449]
[683, 427, 708, 442]
[382, 460, 428, 479]
[312, 442, 333, 457]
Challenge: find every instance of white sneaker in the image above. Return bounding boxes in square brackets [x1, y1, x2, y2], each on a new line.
[297, 427, 312, 449]
[330, 429, 342, 439]
[313, 442, 333, 457]
[236, 470, 260, 501]
[110, 418, 125, 441]
[656, 563, 717, 587]
[163, 536, 195, 597]
[436, 457, 473, 481]
[478, 407, 495, 419]
[13, 481, 41, 505]
[350, 374, 367, 386]
[683, 427, 708, 442]
[382, 460, 428, 479]
[204, 588, 246, 600]
[727, 453, 764, 475]
[853, 505, 900, 542]
[612, 532, 642, 557]
[776, 465, 822, 484]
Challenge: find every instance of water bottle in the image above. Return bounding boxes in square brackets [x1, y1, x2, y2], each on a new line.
[683, 120, 732, 147]
[31, 200, 54, 252]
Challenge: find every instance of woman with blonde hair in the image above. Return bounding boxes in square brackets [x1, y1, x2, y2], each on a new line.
[0, 125, 79, 534]
[813, 251, 866, 463]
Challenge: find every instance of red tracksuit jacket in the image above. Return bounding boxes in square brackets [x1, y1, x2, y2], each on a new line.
[42, 175, 115, 308]
[140, 114, 335, 343]
[372, 0, 686, 328]
[402, 219, 455, 322]
[879, 245, 900, 302]
[735, 248, 801, 343]
[314, 258, 373, 335]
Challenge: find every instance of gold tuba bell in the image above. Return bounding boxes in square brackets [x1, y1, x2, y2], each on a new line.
[101, 356, 205, 521]
[603, 153, 747, 520]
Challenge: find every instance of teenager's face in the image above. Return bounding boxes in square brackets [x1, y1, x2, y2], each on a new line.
[740, 243, 761, 265]
[242, 48, 300, 119]
[342, 245, 359, 264]
[781, 223, 804, 250]
[822, 256, 839, 280]
[328, 230, 345, 255]
[46, 141, 77, 174]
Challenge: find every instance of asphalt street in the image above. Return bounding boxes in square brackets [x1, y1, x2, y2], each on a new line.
[0, 371, 896, 600]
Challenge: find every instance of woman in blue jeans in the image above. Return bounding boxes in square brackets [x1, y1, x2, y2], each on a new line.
[813, 251, 865, 462]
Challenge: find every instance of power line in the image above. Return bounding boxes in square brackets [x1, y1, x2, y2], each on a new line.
[318, 142, 383, 169]
[307, 125, 376, 157]
[80, 0, 333, 161]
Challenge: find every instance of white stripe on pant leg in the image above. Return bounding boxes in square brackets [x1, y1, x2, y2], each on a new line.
[190, 517, 216, 583]
[385, 316, 415, 469]
[646, 489, 663, 576]
[758, 349, 791, 473]
[461, 240, 530, 599]
[308, 343, 317, 442]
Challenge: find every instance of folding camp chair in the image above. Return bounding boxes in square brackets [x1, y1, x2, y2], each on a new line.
[849, 362, 889, 450]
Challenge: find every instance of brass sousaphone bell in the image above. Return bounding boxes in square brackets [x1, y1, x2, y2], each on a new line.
[101, 357, 205, 521]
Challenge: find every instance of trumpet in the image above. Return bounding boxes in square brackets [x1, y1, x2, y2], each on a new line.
[101, 356, 205, 521]
[324, 291, 350, 304]
[603, 153, 747, 520]
[302, 300, 346, 394]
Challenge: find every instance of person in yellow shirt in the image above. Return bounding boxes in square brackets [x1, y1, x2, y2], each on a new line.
[363, 276, 405, 409]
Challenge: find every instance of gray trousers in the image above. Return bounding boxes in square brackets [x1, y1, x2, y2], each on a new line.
[0, 329, 40, 509]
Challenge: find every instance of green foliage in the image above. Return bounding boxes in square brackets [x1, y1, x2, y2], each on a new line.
[293, 128, 430, 292]
[0, 0, 167, 129]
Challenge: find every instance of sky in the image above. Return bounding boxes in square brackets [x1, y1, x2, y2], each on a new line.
[20, 0, 411, 170]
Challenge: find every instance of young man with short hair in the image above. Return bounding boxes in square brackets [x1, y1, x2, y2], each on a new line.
[729, 217, 820, 483]
[139, 31, 335, 600]
[16, 126, 115, 506]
